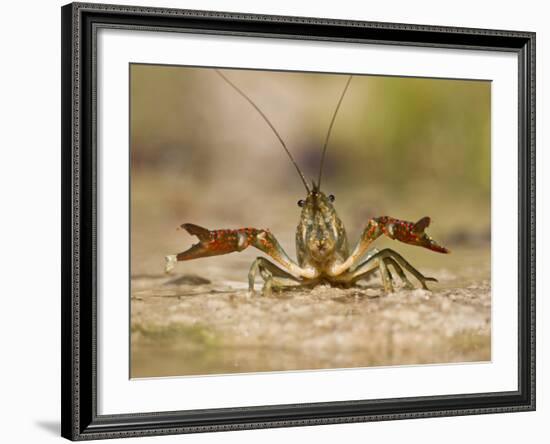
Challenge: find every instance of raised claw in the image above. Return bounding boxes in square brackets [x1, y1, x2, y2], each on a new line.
[174, 223, 259, 261]
[374, 216, 450, 254]
[168, 223, 308, 281]
[165, 220, 319, 286]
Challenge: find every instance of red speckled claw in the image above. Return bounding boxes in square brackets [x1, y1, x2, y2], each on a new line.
[166, 223, 302, 278]
[173, 223, 296, 264]
[375, 216, 450, 254]
[175, 223, 259, 261]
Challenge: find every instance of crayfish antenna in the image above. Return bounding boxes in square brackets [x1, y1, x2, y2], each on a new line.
[214, 69, 310, 193]
[317, 75, 353, 188]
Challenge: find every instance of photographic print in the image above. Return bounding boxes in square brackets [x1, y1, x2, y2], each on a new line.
[62, 5, 535, 438]
[130, 65, 491, 378]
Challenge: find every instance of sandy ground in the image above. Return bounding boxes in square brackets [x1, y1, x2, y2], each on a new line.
[131, 244, 491, 378]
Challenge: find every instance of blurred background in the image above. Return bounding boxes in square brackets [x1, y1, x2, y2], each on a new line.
[130, 64, 491, 377]
[130, 65, 490, 274]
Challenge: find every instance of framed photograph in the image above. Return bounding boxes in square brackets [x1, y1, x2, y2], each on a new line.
[61, 2, 535, 440]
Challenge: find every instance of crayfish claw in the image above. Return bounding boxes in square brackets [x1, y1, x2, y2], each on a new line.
[413, 216, 431, 233]
[375, 216, 450, 254]
[424, 237, 450, 254]
[180, 223, 211, 241]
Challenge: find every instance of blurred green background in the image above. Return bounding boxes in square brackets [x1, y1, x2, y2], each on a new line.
[130, 64, 490, 277]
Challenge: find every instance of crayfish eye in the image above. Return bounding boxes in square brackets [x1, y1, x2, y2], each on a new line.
[297, 199, 305, 207]
[328, 194, 335, 202]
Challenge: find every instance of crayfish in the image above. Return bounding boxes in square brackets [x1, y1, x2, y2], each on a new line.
[165, 70, 449, 294]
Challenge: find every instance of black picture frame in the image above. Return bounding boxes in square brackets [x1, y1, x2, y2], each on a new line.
[61, 2, 536, 440]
